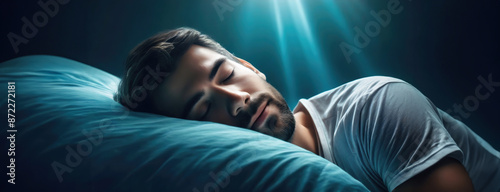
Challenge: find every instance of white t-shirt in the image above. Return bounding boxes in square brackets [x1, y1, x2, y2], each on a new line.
[293, 76, 500, 192]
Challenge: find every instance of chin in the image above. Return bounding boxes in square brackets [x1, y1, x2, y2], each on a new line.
[268, 113, 296, 141]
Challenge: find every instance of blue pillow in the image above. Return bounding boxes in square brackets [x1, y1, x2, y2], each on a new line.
[1, 55, 369, 192]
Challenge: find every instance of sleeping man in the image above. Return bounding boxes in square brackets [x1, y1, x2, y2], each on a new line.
[114, 27, 500, 192]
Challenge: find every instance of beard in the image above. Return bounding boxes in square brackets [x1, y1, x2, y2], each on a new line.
[235, 82, 296, 141]
[266, 97, 296, 141]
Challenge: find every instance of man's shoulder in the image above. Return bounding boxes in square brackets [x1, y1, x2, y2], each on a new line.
[349, 76, 406, 85]
[309, 76, 407, 101]
[295, 76, 407, 120]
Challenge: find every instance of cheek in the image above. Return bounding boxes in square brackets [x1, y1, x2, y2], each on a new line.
[237, 72, 268, 91]
[207, 113, 237, 126]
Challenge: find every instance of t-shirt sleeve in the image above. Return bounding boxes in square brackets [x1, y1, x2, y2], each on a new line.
[359, 82, 463, 191]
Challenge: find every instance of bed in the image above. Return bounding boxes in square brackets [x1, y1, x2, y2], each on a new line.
[0, 55, 369, 191]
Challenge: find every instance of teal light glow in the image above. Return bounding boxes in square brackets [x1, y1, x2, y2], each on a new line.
[321, 0, 377, 75]
[273, 0, 298, 103]
[232, 0, 378, 104]
[286, 0, 336, 91]
[270, 0, 340, 104]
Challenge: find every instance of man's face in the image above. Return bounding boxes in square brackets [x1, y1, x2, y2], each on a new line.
[151, 45, 295, 141]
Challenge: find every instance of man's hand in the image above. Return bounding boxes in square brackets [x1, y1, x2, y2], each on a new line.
[393, 157, 474, 192]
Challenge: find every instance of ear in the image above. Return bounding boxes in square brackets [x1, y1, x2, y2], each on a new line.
[236, 57, 266, 80]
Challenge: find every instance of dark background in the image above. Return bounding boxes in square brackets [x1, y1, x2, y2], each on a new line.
[1, 0, 499, 149]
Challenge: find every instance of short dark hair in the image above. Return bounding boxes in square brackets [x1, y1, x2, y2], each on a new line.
[114, 27, 240, 113]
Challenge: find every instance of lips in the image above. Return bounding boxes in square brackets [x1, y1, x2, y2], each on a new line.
[249, 101, 268, 130]
[254, 105, 269, 129]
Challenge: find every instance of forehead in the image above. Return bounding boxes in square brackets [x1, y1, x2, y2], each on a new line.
[152, 45, 222, 117]
[180, 45, 221, 69]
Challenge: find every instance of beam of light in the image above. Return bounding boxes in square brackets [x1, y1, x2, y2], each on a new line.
[239, 0, 379, 103]
[235, 0, 256, 53]
[322, 0, 376, 75]
[287, 0, 336, 92]
[273, 0, 298, 103]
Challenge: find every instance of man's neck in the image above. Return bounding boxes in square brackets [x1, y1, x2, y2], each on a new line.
[290, 110, 319, 155]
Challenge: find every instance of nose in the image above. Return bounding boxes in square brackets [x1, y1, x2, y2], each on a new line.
[213, 85, 250, 116]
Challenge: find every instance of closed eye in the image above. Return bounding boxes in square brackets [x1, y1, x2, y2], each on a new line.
[221, 68, 234, 84]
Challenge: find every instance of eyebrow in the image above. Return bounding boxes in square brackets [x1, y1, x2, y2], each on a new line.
[182, 57, 226, 118]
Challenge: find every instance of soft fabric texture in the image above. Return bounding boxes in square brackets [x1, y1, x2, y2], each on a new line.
[0, 55, 369, 192]
[293, 76, 500, 191]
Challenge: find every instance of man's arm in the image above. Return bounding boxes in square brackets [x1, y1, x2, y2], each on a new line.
[357, 80, 473, 191]
[393, 157, 474, 192]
